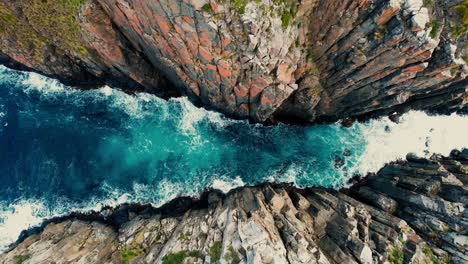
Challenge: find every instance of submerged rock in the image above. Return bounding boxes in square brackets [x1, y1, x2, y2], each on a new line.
[1, 150, 466, 263]
[334, 155, 346, 168]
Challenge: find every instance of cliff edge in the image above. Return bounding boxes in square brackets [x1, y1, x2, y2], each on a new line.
[0, 0, 467, 124]
[1, 150, 467, 263]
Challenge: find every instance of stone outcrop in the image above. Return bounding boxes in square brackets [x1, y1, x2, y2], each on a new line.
[0, 0, 466, 124]
[2, 149, 467, 264]
[298, 0, 468, 122]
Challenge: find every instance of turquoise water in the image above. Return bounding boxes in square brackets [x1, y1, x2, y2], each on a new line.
[0, 65, 467, 250]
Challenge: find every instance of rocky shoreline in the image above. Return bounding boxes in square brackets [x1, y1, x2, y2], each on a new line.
[0, 2, 466, 263]
[1, 149, 466, 264]
[0, 0, 466, 124]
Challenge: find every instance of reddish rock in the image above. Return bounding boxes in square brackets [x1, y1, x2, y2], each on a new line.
[198, 46, 214, 63]
[277, 63, 296, 84]
[0, 0, 465, 124]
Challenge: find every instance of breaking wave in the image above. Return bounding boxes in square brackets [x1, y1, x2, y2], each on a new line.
[0, 65, 467, 251]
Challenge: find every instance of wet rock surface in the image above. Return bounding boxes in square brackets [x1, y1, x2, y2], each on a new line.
[1, 149, 467, 264]
[0, 0, 466, 124]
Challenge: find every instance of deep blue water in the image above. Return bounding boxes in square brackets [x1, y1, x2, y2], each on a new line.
[0, 65, 467, 250]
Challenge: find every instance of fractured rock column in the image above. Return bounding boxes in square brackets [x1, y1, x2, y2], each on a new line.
[305, 0, 467, 121]
[96, 0, 315, 122]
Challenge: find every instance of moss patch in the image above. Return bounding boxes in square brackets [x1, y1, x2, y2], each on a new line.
[427, 20, 440, 39]
[202, 3, 213, 13]
[232, 0, 247, 15]
[388, 247, 404, 264]
[0, 0, 89, 64]
[270, 0, 298, 29]
[450, 2, 468, 39]
[162, 250, 203, 264]
[178, 232, 192, 241]
[422, 246, 450, 264]
[450, 65, 462, 76]
[120, 246, 144, 264]
[21, 0, 88, 55]
[226, 246, 241, 264]
[210, 241, 222, 262]
[13, 255, 30, 264]
[0, 2, 51, 61]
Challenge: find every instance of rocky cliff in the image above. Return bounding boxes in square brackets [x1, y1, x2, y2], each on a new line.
[1, 149, 467, 264]
[0, 0, 466, 124]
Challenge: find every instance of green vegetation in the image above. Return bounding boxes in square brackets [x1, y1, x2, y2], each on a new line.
[273, 0, 298, 29]
[450, 2, 468, 39]
[120, 246, 144, 264]
[209, 241, 222, 262]
[388, 247, 404, 264]
[281, 11, 293, 29]
[162, 250, 203, 264]
[450, 65, 462, 76]
[13, 255, 30, 264]
[226, 246, 241, 264]
[0, 7, 15, 34]
[308, 66, 317, 76]
[0, 1, 52, 61]
[228, 0, 297, 29]
[155, 233, 162, 242]
[178, 232, 192, 241]
[232, 0, 247, 15]
[202, 3, 213, 13]
[307, 50, 316, 61]
[310, 86, 321, 97]
[22, 0, 88, 55]
[454, 2, 468, 24]
[422, 246, 450, 264]
[0, 0, 89, 63]
[427, 20, 440, 38]
[307, 49, 320, 76]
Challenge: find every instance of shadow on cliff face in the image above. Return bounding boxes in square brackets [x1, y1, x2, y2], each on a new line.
[0, 0, 466, 125]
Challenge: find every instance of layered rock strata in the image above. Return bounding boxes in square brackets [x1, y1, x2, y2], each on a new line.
[0, 0, 466, 123]
[1, 149, 467, 264]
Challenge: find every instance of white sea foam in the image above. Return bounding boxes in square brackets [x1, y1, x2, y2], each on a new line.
[0, 200, 51, 251]
[259, 111, 468, 188]
[100, 85, 113, 97]
[1, 65, 468, 253]
[0, 181, 181, 251]
[176, 97, 207, 135]
[21, 71, 65, 94]
[0, 105, 5, 128]
[357, 111, 468, 175]
[0, 197, 120, 251]
[267, 164, 301, 186]
[211, 176, 245, 193]
[174, 97, 234, 132]
[154, 178, 187, 203]
[172, 97, 233, 147]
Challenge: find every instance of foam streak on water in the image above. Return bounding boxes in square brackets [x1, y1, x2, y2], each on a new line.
[0, 65, 467, 251]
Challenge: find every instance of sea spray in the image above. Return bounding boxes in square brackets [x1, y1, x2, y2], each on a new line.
[356, 112, 468, 174]
[0, 65, 467, 251]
